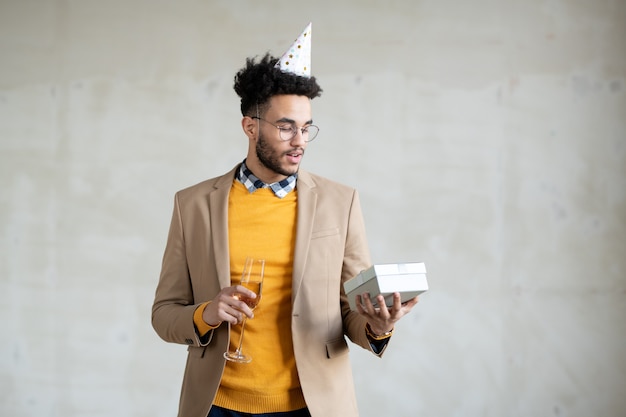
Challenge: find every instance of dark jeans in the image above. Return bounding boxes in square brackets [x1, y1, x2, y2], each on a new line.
[208, 405, 311, 417]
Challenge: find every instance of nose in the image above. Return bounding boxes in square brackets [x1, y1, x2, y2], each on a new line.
[289, 128, 307, 146]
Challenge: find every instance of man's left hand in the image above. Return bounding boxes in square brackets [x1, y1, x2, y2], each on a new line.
[355, 292, 419, 335]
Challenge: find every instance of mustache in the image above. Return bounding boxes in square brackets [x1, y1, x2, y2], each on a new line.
[284, 147, 305, 155]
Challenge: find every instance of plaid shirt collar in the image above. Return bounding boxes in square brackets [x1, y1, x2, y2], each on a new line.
[235, 160, 297, 199]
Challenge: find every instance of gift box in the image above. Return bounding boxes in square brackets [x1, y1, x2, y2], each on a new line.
[344, 263, 428, 310]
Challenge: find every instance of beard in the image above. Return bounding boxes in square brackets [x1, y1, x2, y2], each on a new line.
[256, 131, 301, 177]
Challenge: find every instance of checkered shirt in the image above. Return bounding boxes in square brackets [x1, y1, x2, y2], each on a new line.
[235, 160, 297, 199]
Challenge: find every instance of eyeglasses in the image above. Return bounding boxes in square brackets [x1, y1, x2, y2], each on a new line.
[251, 117, 319, 142]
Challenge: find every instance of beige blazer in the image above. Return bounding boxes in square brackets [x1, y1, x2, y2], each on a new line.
[152, 165, 385, 417]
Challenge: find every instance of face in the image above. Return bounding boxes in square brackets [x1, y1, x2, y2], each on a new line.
[246, 95, 313, 183]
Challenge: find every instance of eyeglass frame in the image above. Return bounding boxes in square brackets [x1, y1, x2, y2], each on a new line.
[251, 116, 319, 142]
[250, 103, 320, 143]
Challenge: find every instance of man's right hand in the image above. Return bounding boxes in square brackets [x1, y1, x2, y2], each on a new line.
[202, 285, 257, 326]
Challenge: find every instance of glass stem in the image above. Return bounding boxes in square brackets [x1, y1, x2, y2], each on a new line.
[235, 317, 247, 355]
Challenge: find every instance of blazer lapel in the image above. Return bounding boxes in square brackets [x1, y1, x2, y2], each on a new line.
[209, 166, 238, 290]
[292, 170, 317, 302]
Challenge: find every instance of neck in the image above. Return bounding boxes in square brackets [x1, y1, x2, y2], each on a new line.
[246, 158, 289, 184]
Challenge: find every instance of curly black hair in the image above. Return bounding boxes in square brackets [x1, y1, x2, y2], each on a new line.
[233, 53, 323, 116]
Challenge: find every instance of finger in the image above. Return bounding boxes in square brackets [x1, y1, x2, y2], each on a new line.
[214, 303, 242, 325]
[355, 294, 365, 314]
[389, 292, 403, 312]
[405, 295, 419, 307]
[214, 296, 251, 324]
[215, 287, 239, 304]
[222, 287, 255, 317]
[401, 295, 419, 307]
[230, 303, 257, 323]
[230, 300, 254, 319]
[361, 293, 378, 313]
[233, 284, 258, 299]
[374, 294, 391, 319]
[398, 296, 419, 314]
[222, 298, 246, 321]
[397, 295, 418, 311]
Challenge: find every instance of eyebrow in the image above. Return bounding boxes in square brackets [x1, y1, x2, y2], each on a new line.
[275, 117, 313, 125]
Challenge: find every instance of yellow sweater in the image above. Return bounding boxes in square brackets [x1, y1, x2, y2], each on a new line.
[214, 180, 306, 413]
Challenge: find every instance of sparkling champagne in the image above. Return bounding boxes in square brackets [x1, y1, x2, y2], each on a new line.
[238, 281, 262, 309]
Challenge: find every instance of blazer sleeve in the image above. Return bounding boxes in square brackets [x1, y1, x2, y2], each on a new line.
[339, 190, 390, 356]
[151, 192, 211, 347]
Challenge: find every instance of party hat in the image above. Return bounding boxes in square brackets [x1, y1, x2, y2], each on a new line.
[275, 22, 312, 77]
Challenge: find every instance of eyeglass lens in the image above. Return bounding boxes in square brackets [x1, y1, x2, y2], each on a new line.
[280, 125, 319, 142]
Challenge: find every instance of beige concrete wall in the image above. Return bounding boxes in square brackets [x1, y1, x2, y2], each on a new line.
[1, 1, 624, 416]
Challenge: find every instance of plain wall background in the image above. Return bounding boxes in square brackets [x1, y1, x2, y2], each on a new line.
[1, 1, 624, 416]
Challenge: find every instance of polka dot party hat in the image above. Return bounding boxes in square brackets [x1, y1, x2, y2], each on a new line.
[275, 22, 312, 77]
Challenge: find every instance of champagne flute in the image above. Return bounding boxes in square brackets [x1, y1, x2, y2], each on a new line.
[223, 257, 265, 363]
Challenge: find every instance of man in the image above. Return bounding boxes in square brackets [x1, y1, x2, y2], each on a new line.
[152, 23, 418, 417]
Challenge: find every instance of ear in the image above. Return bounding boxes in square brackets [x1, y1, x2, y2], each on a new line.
[241, 116, 257, 140]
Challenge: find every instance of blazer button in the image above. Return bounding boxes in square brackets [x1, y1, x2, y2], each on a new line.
[185, 338, 194, 345]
